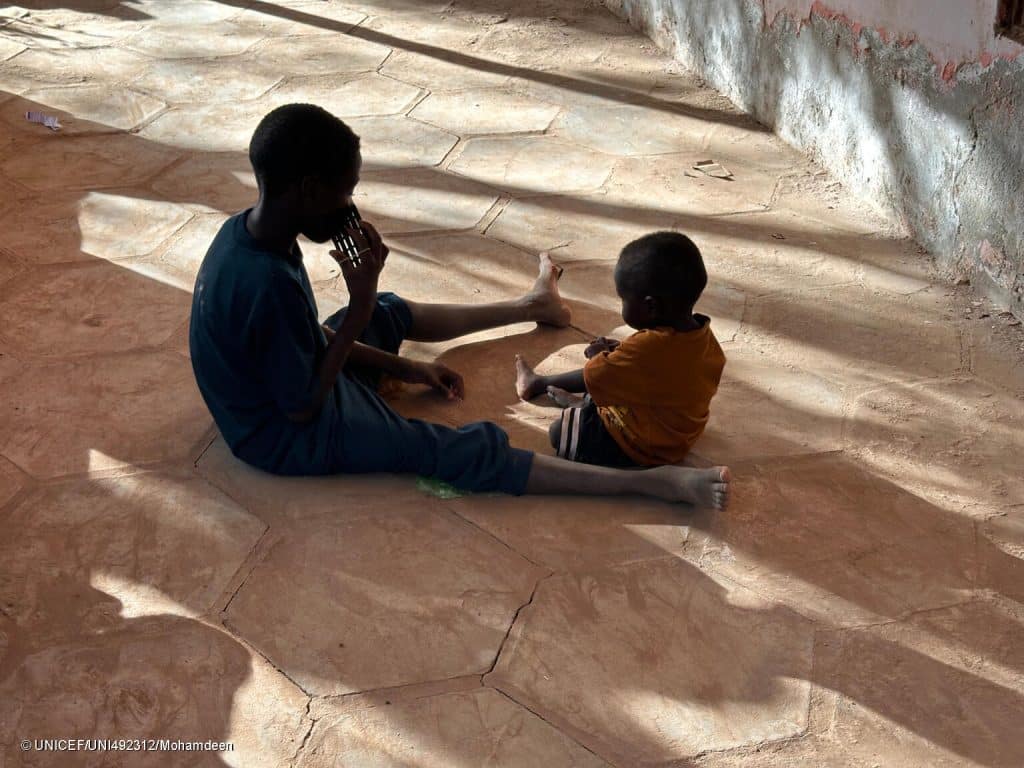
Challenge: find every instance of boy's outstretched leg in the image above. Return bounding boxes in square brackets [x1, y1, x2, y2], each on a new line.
[404, 252, 571, 342]
[524, 454, 731, 510]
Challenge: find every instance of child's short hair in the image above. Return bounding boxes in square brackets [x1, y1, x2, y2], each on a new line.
[615, 231, 707, 307]
[249, 103, 360, 196]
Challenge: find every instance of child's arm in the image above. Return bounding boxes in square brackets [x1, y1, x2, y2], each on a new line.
[584, 337, 620, 359]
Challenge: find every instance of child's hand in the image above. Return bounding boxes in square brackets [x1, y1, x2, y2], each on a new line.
[584, 337, 620, 359]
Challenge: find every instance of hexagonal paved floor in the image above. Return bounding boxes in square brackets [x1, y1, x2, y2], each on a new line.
[1, 1, 1023, 766]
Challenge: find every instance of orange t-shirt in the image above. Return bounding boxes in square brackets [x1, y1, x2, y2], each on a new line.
[583, 317, 726, 465]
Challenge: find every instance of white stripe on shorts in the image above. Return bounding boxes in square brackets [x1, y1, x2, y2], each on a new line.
[568, 405, 583, 460]
[558, 407, 573, 458]
[558, 405, 585, 461]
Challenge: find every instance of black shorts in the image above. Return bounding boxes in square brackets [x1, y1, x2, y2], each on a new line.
[552, 397, 640, 468]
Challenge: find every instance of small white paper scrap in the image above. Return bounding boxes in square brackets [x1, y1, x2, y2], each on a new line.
[693, 159, 733, 179]
[26, 111, 62, 131]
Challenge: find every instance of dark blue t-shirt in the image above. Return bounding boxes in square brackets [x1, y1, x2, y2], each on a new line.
[189, 210, 339, 472]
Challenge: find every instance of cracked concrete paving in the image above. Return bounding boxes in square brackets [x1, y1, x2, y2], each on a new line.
[1, 0, 1023, 766]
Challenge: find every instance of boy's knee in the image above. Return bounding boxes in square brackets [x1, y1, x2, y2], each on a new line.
[548, 419, 561, 450]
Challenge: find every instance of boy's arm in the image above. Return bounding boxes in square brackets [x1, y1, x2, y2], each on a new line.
[336, 336, 466, 400]
[287, 304, 373, 423]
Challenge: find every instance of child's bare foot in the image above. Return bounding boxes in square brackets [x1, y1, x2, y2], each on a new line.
[546, 385, 586, 408]
[523, 252, 571, 327]
[648, 465, 731, 510]
[515, 355, 548, 400]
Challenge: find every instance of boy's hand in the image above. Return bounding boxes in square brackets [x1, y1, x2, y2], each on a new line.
[332, 221, 388, 312]
[399, 360, 465, 400]
[584, 336, 620, 359]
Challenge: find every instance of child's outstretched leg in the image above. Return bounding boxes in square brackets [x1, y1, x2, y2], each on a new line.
[525, 454, 731, 510]
[515, 355, 586, 400]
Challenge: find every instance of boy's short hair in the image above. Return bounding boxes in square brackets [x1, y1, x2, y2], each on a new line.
[249, 103, 360, 196]
[615, 231, 707, 307]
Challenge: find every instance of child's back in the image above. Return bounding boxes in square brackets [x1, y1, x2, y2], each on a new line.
[583, 317, 725, 465]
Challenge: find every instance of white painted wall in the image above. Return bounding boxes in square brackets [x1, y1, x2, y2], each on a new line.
[763, 0, 1022, 69]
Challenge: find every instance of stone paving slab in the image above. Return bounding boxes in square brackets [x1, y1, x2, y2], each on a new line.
[0, 133, 182, 191]
[133, 57, 282, 104]
[487, 194, 677, 262]
[195, 436, 427, 527]
[0, 351, 211, 479]
[487, 559, 814, 764]
[966, 315, 1024, 394]
[229, 5, 345, 40]
[149, 152, 258, 214]
[0, 455, 25, 511]
[141, 75, 424, 152]
[381, 48, 513, 91]
[739, 285, 962, 390]
[0, 45, 150, 91]
[410, 88, 562, 135]
[476, 18, 613, 70]
[698, 343, 847, 463]
[684, 453, 978, 627]
[450, 135, 616, 197]
[253, 33, 392, 76]
[0, 35, 24, 60]
[443, 492, 693, 572]
[601, 152, 783, 216]
[847, 377, 1024, 517]
[808, 598, 1024, 768]
[980, 510, 1024, 605]
[0, 616, 308, 768]
[552, 101, 713, 156]
[0, 470, 264, 622]
[2, 15, 136, 51]
[150, 213, 341, 288]
[224, 503, 546, 696]
[0, 190, 193, 265]
[355, 167, 501, 234]
[2, 84, 164, 134]
[241, 1, 365, 36]
[0, 261, 190, 358]
[346, 115, 458, 170]
[122, 21, 266, 59]
[0, 244, 25, 288]
[301, 687, 609, 767]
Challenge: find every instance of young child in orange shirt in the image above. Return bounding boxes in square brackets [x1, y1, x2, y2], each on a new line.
[515, 231, 726, 467]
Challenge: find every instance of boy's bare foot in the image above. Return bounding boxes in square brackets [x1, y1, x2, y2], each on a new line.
[546, 385, 586, 408]
[515, 354, 548, 400]
[523, 252, 571, 327]
[648, 466, 731, 510]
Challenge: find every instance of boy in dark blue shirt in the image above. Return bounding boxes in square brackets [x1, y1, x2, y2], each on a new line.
[189, 104, 730, 509]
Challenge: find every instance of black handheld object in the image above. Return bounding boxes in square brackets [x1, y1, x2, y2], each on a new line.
[331, 204, 366, 267]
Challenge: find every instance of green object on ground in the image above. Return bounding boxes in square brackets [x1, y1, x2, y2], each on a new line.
[416, 476, 470, 499]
